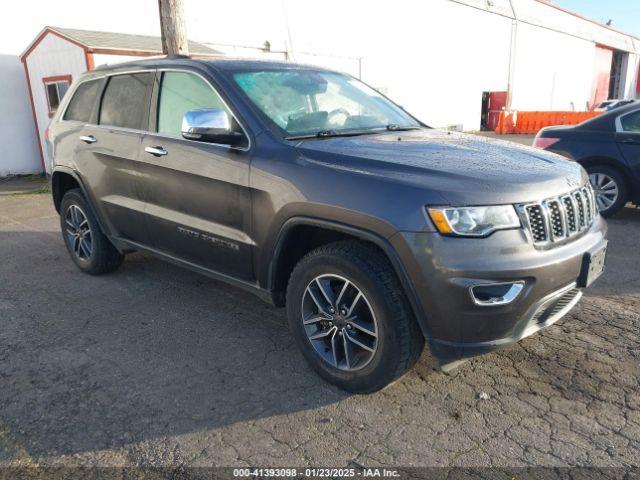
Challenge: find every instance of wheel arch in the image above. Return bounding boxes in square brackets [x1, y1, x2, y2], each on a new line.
[51, 168, 82, 213]
[579, 156, 632, 182]
[579, 156, 635, 202]
[267, 217, 429, 337]
[51, 167, 112, 238]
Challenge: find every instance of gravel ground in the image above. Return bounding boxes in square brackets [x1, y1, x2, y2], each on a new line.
[0, 194, 638, 469]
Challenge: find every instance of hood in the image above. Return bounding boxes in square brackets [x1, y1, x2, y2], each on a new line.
[295, 129, 587, 205]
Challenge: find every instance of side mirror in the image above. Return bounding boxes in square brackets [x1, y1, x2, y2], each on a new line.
[181, 109, 246, 146]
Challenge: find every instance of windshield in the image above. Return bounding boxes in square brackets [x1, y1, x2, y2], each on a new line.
[233, 70, 420, 137]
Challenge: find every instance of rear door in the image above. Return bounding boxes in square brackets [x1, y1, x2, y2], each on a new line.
[137, 69, 254, 280]
[616, 109, 640, 182]
[77, 71, 155, 244]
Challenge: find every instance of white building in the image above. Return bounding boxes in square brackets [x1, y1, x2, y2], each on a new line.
[276, 0, 640, 131]
[0, 55, 41, 176]
[2, 0, 639, 176]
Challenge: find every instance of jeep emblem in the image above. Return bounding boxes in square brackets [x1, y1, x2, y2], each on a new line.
[566, 177, 580, 188]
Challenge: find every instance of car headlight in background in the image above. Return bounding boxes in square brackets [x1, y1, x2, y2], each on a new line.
[427, 205, 521, 237]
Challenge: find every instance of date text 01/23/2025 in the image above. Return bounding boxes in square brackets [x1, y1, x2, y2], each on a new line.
[233, 468, 401, 477]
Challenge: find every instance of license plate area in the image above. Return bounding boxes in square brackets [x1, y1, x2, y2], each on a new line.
[578, 242, 607, 288]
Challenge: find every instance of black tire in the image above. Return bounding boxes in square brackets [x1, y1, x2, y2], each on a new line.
[286, 240, 424, 393]
[586, 165, 629, 217]
[59, 188, 124, 275]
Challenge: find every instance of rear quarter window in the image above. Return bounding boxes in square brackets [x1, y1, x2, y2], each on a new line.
[63, 79, 102, 123]
[620, 111, 640, 133]
[99, 73, 154, 130]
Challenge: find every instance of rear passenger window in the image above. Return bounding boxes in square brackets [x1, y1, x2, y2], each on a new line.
[64, 79, 102, 123]
[620, 111, 640, 133]
[99, 73, 154, 130]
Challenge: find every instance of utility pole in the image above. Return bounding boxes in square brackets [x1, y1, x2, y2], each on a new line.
[157, 0, 189, 56]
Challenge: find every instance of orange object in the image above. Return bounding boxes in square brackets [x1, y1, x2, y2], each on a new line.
[494, 110, 602, 135]
[427, 209, 453, 235]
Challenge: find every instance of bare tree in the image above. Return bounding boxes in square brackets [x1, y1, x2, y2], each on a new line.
[157, 0, 189, 56]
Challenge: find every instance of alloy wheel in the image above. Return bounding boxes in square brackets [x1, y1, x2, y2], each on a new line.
[589, 173, 619, 212]
[64, 204, 92, 260]
[301, 274, 378, 371]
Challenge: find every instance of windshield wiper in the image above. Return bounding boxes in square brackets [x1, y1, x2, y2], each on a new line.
[386, 124, 421, 131]
[285, 129, 378, 140]
[285, 125, 422, 141]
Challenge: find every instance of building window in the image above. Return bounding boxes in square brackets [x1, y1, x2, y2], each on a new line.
[43, 75, 72, 117]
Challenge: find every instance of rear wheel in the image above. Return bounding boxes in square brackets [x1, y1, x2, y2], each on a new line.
[60, 189, 124, 274]
[286, 241, 424, 393]
[587, 165, 628, 217]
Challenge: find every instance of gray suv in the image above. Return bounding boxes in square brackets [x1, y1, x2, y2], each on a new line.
[48, 58, 608, 393]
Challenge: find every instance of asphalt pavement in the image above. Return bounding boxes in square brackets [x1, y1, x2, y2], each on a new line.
[0, 194, 638, 469]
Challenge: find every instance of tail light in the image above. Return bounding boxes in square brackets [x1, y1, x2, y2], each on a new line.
[533, 136, 560, 150]
[44, 127, 49, 141]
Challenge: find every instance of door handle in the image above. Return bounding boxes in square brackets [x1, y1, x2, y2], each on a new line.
[620, 138, 640, 145]
[79, 135, 97, 144]
[145, 146, 168, 157]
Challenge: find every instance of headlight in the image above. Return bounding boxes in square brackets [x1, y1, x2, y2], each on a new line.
[427, 205, 521, 237]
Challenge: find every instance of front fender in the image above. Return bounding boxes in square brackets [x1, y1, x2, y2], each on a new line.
[263, 215, 431, 340]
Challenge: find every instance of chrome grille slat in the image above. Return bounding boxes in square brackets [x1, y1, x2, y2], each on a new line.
[540, 202, 552, 241]
[574, 191, 586, 228]
[587, 184, 598, 218]
[519, 185, 597, 247]
[562, 196, 577, 233]
[546, 200, 564, 239]
[581, 187, 592, 221]
[525, 204, 547, 242]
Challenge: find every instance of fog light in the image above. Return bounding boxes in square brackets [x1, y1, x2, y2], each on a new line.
[470, 282, 524, 306]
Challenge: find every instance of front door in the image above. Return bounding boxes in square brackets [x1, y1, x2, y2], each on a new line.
[138, 69, 254, 280]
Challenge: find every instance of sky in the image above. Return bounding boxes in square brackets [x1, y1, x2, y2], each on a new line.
[553, 0, 640, 36]
[0, 0, 288, 56]
[1, 0, 639, 57]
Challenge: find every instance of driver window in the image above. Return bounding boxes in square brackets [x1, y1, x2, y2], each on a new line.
[157, 71, 232, 136]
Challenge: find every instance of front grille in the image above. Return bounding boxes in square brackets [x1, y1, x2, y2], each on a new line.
[519, 184, 597, 246]
[531, 287, 581, 325]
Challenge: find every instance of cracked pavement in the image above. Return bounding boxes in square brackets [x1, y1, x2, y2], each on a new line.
[0, 194, 638, 468]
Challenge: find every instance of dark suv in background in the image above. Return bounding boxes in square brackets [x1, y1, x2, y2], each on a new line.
[48, 58, 608, 392]
[534, 102, 640, 217]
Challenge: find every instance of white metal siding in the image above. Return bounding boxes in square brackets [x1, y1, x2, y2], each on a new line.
[25, 33, 87, 174]
[622, 52, 640, 99]
[92, 53, 149, 68]
[285, 0, 513, 131]
[0, 55, 40, 176]
[284, 0, 640, 130]
[510, 22, 596, 111]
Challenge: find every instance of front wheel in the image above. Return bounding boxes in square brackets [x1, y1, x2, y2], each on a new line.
[286, 241, 424, 393]
[587, 166, 629, 217]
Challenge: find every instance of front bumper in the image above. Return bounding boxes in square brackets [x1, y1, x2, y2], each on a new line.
[391, 215, 607, 365]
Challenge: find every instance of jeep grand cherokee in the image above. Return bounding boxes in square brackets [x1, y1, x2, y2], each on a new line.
[47, 58, 608, 392]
